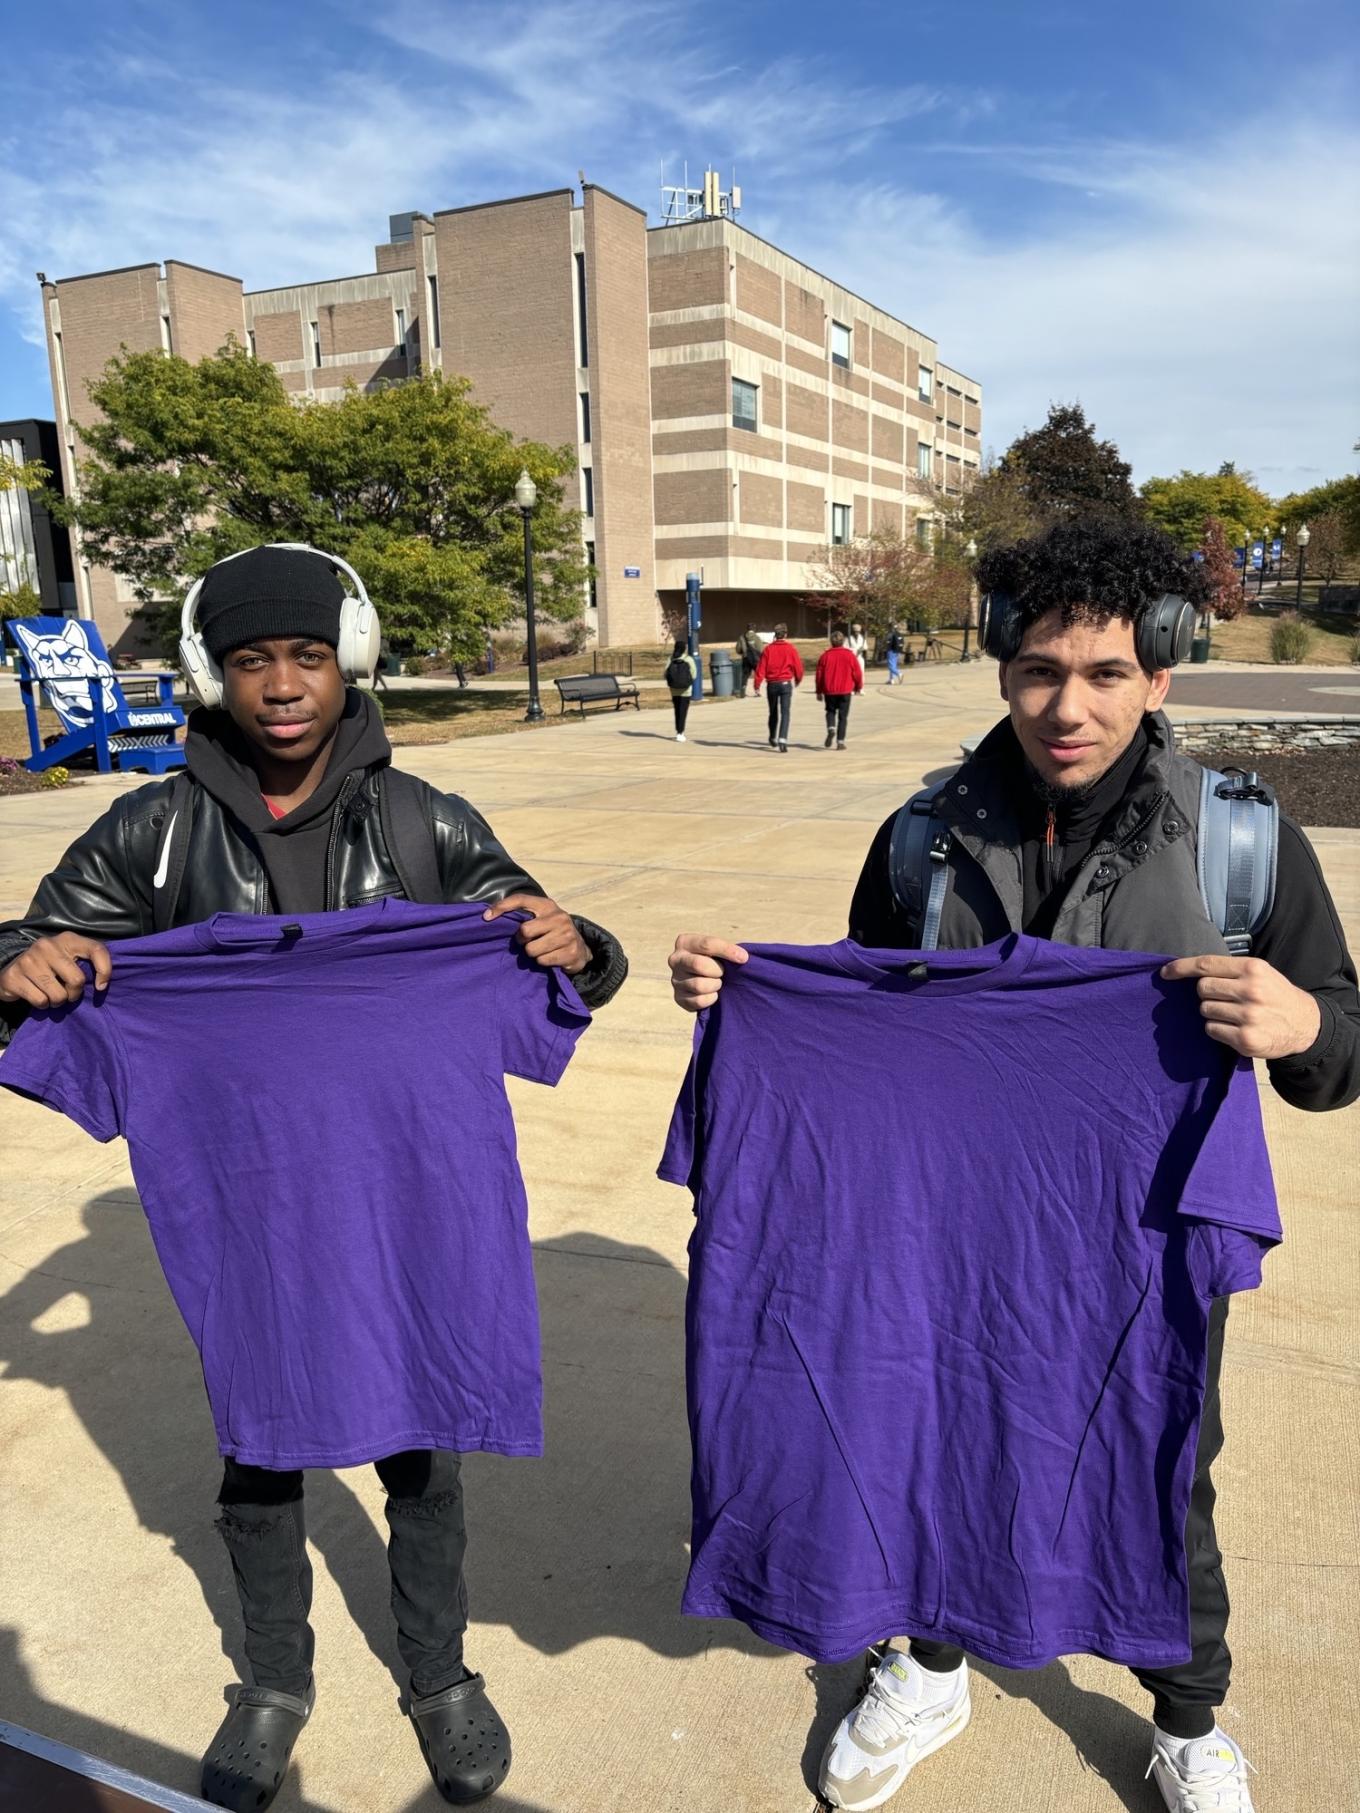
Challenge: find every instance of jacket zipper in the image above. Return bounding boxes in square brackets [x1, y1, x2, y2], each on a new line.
[1086, 790, 1169, 871]
[324, 774, 365, 910]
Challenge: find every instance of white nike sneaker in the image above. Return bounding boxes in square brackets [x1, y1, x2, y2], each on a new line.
[1147, 1727, 1258, 1812]
[819, 1649, 970, 1810]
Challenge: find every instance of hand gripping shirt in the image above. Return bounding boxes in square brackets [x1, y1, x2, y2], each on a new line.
[658, 934, 1281, 1669]
[1, 899, 590, 1469]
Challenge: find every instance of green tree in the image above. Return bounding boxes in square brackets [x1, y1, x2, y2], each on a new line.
[928, 455, 1039, 554]
[1277, 474, 1360, 557]
[53, 341, 587, 658]
[1139, 468, 1276, 553]
[997, 402, 1140, 523]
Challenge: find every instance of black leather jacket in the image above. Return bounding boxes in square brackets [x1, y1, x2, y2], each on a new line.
[0, 768, 627, 1043]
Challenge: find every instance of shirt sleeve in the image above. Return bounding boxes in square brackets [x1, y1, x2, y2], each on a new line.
[657, 1014, 709, 1194]
[0, 989, 126, 1142]
[498, 945, 593, 1086]
[1167, 1053, 1283, 1297]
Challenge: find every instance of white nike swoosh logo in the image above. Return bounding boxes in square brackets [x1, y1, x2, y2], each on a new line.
[153, 813, 177, 889]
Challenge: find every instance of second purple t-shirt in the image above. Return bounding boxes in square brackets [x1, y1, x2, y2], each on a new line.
[659, 934, 1280, 1669]
[1, 898, 590, 1469]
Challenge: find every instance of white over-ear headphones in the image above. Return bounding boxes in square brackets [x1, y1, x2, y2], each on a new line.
[179, 543, 382, 709]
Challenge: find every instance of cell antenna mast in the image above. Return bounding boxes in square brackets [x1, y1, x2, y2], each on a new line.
[660, 164, 742, 226]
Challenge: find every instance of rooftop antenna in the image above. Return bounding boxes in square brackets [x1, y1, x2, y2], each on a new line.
[660, 164, 742, 227]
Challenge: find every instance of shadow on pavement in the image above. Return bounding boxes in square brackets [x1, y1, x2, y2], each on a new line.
[973, 1659, 1152, 1813]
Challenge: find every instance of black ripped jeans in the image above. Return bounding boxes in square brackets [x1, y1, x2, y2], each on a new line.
[909, 1298, 1232, 1740]
[216, 1449, 468, 1699]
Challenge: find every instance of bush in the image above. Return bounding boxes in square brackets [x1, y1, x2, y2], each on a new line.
[402, 654, 428, 678]
[1269, 617, 1312, 664]
[0, 755, 20, 776]
[40, 765, 70, 788]
[559, 618, 590, 657]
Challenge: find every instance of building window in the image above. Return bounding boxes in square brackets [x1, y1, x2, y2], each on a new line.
[310, 320, 322, 367]
[831, 321, 851, 369]
[247, 329, 257, 358]
[831, 503, 851, 546]
[160, 314, 173, 354]
[917, 442, 932, 479]
[916, 516, 932, 547]
[918, 365, 933, 402]
[583, 467, 594, 517]
[585, 539, 597, 611]
[427, 275, 441, 349]
[395, 306, 406, 346]
[732, 378, 758, 431]
[575, 252, 588, 367]
[580, 391, 591, 445]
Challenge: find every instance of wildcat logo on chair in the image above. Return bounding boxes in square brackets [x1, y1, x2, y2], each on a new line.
[11, 619, 118, 729]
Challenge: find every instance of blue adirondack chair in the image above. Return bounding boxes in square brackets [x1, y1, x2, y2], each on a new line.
[4, 616, 187, 775]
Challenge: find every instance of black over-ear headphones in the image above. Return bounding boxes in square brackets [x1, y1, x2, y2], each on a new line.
[977, 592, 1197, 671]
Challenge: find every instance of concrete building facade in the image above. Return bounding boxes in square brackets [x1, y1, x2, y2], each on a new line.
[39, 186, 979, 655]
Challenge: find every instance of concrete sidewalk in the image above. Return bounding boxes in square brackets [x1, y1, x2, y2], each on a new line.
[1, 661, 1356, 1813]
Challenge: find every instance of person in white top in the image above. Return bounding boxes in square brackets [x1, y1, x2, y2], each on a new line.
[847, 621, 868, 679]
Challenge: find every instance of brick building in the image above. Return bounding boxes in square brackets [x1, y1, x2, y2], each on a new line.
[39, 185, 980, 655]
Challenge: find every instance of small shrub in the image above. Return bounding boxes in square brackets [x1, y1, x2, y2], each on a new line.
[1269, 617, 1312, 664]
[40, 765, 70, 788]
[560, 618, 589, 656]
[402, 654, 428, 678]
[0, 754, 20, 776]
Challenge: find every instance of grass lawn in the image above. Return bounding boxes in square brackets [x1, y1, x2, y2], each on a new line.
[1208, 603, 1358, 665]
[377, 684, 676, 744]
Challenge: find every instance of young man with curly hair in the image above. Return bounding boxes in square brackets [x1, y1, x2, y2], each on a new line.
[668, 516, 1359, 1812]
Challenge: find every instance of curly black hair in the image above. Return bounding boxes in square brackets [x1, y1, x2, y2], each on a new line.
[975, 516, 1208, 628]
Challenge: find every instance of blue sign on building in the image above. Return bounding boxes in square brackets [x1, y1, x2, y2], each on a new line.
[622, 565, 641, 578]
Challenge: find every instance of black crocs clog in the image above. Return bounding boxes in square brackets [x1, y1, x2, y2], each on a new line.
[409, 1672, 511, 1805]
[200, 1679, 315, 1811]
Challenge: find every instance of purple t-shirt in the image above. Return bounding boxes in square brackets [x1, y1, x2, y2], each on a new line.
[659, 934, 1280, 1669]
[1, 899, 590, 1469]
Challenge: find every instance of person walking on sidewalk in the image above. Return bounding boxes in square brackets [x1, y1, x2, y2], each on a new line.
[667, 515, 1359, 1813]
[665, 636, 698, 742]
[0, 544, 629, 1813]
[847, 620, 868, 680]
[815, 624, 863, 750]
[735, 624, 762, 698]
[753, 624, 804, 752]
[884, 624, 904, 685]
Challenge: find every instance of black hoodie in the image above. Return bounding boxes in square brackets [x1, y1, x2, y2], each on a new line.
[184, 688, 393, 914]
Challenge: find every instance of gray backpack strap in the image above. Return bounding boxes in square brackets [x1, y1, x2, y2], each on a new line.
[887, 781, 952, 950]
[1196, 766, 1278, 955]
[151, 771, 195, 935]
[378, 768, 444, 904]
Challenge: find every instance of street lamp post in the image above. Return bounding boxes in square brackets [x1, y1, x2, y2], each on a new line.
[962, 536, 978, 660]
[514, 469, 543, 722]
[1295, 522, 1310, 610]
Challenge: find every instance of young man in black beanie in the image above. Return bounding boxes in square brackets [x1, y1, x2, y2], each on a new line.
[0, 544, 628, 1811]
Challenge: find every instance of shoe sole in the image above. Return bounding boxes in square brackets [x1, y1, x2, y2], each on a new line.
[820, 1694, 971, 1811]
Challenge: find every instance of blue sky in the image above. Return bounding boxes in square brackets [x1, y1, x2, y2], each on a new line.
[2, 0, 1356, 495]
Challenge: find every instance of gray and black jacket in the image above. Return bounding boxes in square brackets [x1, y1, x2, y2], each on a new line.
[0, 691, 627, 1043]
[849, 711, 1359, 1113]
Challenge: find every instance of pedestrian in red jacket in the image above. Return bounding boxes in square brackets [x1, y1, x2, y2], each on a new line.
[753, 625, 805, 752]
[815, 625, 864, 750]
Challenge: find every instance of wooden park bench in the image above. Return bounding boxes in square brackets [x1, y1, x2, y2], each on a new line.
[554, 672, 641, 717]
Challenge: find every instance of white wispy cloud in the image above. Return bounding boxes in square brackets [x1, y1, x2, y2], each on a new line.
[0, 0, 1354, 495]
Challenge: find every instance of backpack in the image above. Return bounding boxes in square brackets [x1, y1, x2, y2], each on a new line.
[150, 766, 444, 933]
[887, 766, 1278, 954]
[665, 655, 693, 691]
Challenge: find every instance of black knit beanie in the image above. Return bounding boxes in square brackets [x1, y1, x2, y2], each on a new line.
[196, 546, 346, 662]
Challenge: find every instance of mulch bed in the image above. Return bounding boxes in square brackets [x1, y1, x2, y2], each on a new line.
[0, 766, 72, 799]
[1198, 743, 1360, 828]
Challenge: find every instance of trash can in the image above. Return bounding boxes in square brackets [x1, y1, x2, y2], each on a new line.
[709, 648, 734, 697]
[1190, 635, 1211, 665]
